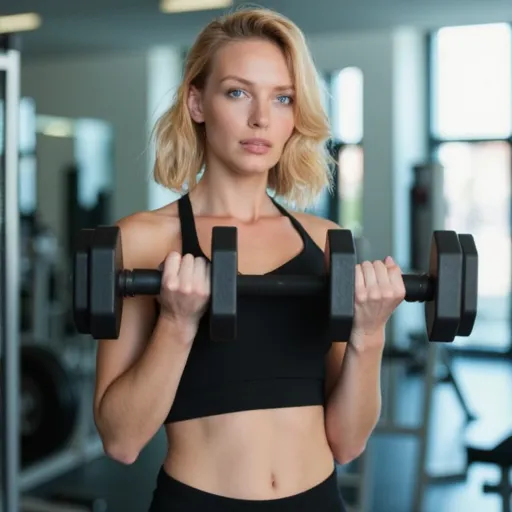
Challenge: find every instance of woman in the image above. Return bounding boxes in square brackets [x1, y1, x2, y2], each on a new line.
[92, 6, 406, 511]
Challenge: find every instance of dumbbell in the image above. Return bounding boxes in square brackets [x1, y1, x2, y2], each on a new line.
[72, 226, 478, 342]
[208, 228, 478, 341]
[72, 226, 355, 341]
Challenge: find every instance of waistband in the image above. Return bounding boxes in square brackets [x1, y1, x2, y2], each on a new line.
[154, 466, 345, 511]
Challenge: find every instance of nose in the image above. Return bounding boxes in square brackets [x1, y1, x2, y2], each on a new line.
[248, 99, 270, 129]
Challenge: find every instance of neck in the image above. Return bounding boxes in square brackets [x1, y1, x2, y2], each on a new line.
[190, 168, 276, 223]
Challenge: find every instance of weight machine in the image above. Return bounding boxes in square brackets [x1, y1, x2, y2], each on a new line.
[0, 35, 106, 512]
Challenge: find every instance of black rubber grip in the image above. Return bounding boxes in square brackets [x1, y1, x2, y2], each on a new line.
[403, 273, 435, 302]
[119, 270, 161, 296]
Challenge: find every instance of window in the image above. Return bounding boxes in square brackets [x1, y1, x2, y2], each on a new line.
[332, 67, 363, 145]
[429, 23, 512, 353]
[437, 141, 510, 298]
[431, 24, 512, 140]
[329, 67, 364, 235]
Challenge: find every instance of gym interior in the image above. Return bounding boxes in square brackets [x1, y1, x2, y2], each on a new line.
[0, 0, 509, 511]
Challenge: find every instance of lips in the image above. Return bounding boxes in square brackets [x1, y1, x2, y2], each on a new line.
[240, 138, 272, 147]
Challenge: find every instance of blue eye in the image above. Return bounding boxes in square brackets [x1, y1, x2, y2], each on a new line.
[227, 89, 244, 98]
[277, 95, 293, 105]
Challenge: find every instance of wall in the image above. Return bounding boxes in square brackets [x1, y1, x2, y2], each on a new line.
[21, 50, 150, 222]
[34, 132, 74, 243]
[146, 46, 183, 210]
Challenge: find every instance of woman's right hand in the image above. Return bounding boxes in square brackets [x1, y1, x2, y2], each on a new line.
[158, 252, 211, 331]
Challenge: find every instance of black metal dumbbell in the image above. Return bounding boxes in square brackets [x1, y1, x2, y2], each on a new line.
[72, 226, 478, 342]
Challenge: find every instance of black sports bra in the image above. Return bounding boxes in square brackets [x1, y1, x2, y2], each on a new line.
[162, 193, 332, 423]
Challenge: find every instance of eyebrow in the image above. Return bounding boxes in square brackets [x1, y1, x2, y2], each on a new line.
[220, 75, 294, 92]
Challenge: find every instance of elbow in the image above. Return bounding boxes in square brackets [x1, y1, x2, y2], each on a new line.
[330, 441, 367, 466]
[94, 403, 140, 465]
[103, 440, 140, 465]
[95, 420, 140, 465]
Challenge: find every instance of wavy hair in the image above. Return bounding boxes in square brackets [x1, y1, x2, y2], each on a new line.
[152, 6, 333, 209]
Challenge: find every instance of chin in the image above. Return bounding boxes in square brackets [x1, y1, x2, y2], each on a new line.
[234, 156, 278, 176]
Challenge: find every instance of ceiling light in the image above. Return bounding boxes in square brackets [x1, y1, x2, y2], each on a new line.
[0, 13, 42, 34]
[37, 116, 75, 138]
[160, 0, 233, 14]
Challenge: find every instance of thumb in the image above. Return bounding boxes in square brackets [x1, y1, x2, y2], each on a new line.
[384, 256, 395, 268]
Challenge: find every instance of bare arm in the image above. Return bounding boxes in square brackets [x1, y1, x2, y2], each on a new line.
[92, 213, 201, 464]
[324, 333, 384, 464]
[94, 314, 195, 463]
[293, 211, 385, 464]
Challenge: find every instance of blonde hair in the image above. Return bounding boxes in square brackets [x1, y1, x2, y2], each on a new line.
[152, 6, 333, 209]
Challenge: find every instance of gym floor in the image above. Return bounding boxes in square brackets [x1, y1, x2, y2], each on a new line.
[27, 339, 512, 512]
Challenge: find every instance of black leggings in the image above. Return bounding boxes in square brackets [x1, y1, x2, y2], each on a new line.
[148, 466, 347, 512]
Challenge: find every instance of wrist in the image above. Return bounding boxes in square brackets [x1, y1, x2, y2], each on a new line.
[349, 327, 386, 353]
[157, 313, 198, 345]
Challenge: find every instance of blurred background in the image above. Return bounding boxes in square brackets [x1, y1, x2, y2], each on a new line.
[1, 0, 511, 511]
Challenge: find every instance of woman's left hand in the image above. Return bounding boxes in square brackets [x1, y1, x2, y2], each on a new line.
[351, 256, 406, 347]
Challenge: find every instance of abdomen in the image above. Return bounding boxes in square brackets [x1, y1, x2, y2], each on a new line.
[163, 405, 335, 499]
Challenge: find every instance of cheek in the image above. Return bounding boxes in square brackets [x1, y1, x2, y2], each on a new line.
[275, 110, 295, 144]
[206, 99, 244, 135]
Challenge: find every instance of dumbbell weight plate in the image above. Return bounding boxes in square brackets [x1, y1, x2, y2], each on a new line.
[326, 229, 356, 341]
[89, 226, 124, 340]
[425, 231, 463, 342]
[210, 226, 238, 341]
[73, 229, 95, 334]
[458, 234, 478, 336]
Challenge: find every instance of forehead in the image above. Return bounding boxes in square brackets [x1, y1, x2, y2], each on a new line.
[209, 39, 292, 85]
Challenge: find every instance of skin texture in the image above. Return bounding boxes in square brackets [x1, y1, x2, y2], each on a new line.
[92, 38, 406, 500]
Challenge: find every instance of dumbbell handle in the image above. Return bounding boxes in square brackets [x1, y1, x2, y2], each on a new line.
[237, 274, 434, 301]
[119, 270, 161, 296]
[403, 273, 435, 302]
[119, 269, 434, 302]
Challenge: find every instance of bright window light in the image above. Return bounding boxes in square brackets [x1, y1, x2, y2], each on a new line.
[0, 13, 42, 34]
[160, 0, 233, 13]
[432, 23, 512, 139]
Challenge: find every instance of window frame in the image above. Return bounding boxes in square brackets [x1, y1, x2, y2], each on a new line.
[324, 70, 364, 226]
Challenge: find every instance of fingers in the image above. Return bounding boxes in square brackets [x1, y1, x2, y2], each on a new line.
[192, 256, 211, 298]
[162, 252, 210, 297]
[355, 258, 404, 303]
[386, 257, 406, 301]
[357, 261, 388, 302]
[355, 264, 366, 302]
[177, 254, 195, 293]
[162, 252, 182, 291]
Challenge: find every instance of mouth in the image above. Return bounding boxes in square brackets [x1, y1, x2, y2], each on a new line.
[240, 138, 272, 148]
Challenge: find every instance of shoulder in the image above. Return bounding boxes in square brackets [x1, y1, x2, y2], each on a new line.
[290, 210, 341, 251]
[115, 200, 181, 268]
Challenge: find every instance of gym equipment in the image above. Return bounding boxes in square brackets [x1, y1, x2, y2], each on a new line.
[1, 37, 106, 512]
[466, 433, 512, 512]
[2, 33, 23, 512]
[368, 162, 478, 512]
[72, 225, 478, 342]
[209, 226, 356, 341]
[20, 344, 80, 468]
[21, 493, 108, 512]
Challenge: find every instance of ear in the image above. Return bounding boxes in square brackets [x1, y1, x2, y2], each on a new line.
[187, 85, 205, 123]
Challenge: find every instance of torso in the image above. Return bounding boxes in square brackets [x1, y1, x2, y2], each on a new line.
[140, 196, 336, 499]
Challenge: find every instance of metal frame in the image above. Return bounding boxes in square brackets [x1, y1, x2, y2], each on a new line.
[0, 35, 107, 512]
[0, 38, 21, 512]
